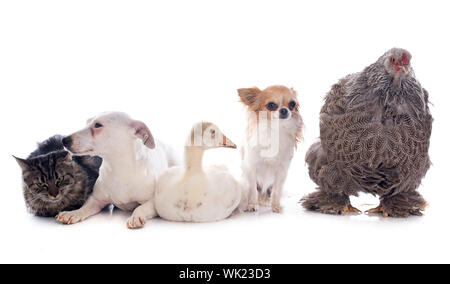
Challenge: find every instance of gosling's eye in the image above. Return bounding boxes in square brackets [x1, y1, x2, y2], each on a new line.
[94, 123, 103, 128]
[266, 102, 278, 111]
[288, 101, 297, 110]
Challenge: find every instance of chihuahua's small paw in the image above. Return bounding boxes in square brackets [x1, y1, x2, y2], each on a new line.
[246, 203, 259, 212]
[127, 215, 146, 229]
[271, 203, 282, 213]
[56, 210, 85, 225]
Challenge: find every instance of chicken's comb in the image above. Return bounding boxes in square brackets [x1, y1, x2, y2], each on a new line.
[401, 52, 408, 65]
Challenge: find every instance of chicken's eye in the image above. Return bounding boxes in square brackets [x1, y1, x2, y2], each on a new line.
[266, 102, 278, 111]
[391, 57, 396, 64]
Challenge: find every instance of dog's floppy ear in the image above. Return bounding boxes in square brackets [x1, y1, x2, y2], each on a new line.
[130, 120, 155, 149]
[238, 87, 261, 107]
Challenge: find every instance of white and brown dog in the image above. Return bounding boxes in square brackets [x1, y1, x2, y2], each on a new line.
[239, 85, 303, 213]
[56, 112, 179, 228]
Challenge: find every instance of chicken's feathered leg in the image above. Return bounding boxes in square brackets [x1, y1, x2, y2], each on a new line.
[366, 191, 427, 217]
[301, 142, 361, 215]
[301, 191, 361, 215]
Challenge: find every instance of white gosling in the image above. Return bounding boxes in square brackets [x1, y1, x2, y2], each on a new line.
[155, 122, 242, 222]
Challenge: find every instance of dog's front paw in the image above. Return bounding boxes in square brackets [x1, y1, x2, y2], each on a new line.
[126, 215, 146, 229]
[271, 203, 282, 213]
[246, 203, 259, 212]
[56, 210, 85, 225]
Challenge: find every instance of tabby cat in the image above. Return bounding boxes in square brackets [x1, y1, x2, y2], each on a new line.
[14, 135, 102, 217]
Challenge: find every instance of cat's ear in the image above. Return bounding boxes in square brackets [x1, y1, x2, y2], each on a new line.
[64, 151, 72, 161]
[55, 151, 72, 162]
[13, 156, 30, 171]
[76, 156, 103, 171]
[130, 120, 155, 149]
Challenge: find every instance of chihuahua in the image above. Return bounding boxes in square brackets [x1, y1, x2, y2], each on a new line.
[239, 85, 303, 213]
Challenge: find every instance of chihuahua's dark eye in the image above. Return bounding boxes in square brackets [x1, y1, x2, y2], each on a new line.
[288, 101, 297, 110]
[266, 102, 278, 111]
[94, 123, 103, 128]
[210, 129, 216, 135]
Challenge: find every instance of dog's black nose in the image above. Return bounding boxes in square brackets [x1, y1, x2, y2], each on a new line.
[279, 108, 289, 119]
[62, 136, 73, 148]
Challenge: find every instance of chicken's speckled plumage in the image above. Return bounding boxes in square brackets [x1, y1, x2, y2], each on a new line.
[301, 48, 433, 217]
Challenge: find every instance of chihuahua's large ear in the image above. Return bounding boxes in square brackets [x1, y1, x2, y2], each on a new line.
[13, 156, 30, 172]
[290, 87, 298, 96]
[131, 120, 155, 149]
[238, 87, 261, 107]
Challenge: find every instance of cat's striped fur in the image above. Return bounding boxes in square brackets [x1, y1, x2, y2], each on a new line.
[15, 135, 102, 217]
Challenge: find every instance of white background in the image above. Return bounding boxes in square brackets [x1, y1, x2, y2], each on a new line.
[0, 0, 449, 264]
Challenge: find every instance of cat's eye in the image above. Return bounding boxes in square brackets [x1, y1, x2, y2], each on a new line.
[37, 183, 48, 189]
[266, 102, 278, 111]
[56, 176, 64, 186]
[94, 123, 103, 128]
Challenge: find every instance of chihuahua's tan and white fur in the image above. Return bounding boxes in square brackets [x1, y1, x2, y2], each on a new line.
[239, 85, 303, 213]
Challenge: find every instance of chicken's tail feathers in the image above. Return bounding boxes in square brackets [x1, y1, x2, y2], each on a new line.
[305, 141, 322, 166]
[305, 141, 326, 184]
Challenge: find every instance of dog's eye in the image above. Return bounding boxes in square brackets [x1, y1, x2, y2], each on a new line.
[266, 102, 278, 111]
[288, 101, 297, 110]
[210, 129, 216, 135]
[94, 123, 103, 128]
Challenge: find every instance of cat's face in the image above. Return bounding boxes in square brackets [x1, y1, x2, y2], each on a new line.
[14, 151, 101, 204]
[15, 151, 79, 202]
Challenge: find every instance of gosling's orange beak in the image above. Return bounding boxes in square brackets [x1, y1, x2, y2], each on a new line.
[220, 134, 237, 149]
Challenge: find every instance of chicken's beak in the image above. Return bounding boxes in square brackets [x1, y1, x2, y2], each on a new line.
[219, 134, 237, 149]
[401, 66, 409, 75]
